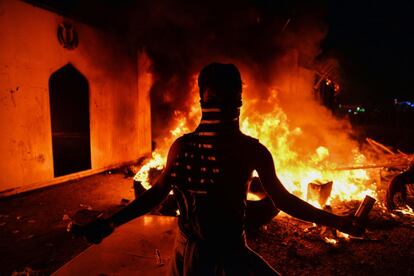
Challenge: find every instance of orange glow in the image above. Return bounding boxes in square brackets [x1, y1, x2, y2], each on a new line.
[135, 61, 379, 208]
[247, 193, 262, 201]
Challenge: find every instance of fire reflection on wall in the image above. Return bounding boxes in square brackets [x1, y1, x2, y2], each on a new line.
[49, 63, 91, 177]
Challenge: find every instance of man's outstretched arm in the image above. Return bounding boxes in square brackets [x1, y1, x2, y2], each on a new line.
[109, 140, 180, 227]
[255, 143, 358, 233]
[74, 139, 181, 244]
[109, 175, 172, 227]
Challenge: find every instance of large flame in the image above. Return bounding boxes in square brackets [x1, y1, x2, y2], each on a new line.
[135, 57, 378, 208]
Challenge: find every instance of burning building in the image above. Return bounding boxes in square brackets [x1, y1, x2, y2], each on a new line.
[2, 0, 411, 210]
[0, 0, 386, 205]
[0, 0, 152, 196]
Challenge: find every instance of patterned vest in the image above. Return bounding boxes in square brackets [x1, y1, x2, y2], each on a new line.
[168, 108, 259, 243]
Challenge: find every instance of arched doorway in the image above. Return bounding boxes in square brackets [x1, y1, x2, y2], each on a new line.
[49, 64, 91, 177]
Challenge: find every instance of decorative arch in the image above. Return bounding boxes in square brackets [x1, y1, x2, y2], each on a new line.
[49, 63, 91, 177]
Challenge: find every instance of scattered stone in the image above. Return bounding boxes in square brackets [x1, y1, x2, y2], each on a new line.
[16, 216, 22, 220]
[79, 204, 93, 210]
[154, 249, 164, 266]
[62, 214, 71, 221]
[11, 267, 43, 276]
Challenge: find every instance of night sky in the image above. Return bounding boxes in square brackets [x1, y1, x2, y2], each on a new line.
[26, 0, 414, 106]
[324, 1, 414, 105]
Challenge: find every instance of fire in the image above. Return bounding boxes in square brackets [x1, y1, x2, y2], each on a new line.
[134, 64, 378, 208]
[239, 90, 376, 204]
[395, 205, 414, 216]
[323, 237, 338, 246]
[134, 151, 165, 190]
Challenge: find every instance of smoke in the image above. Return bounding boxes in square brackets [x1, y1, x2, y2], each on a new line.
[116, 0, 352, 155]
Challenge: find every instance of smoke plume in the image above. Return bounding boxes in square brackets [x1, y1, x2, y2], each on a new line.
[117, 0, 354, 161]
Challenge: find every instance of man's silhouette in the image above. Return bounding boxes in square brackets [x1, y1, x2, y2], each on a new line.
[80, 63, 361, 275]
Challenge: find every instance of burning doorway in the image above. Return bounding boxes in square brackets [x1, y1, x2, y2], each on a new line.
[49, 64, 91, 177]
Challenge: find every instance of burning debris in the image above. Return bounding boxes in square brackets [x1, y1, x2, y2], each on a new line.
[126, 1, 387, 220]
[119, 4, 414, 265]
[307, 180, 333, 208]
[130, 86, 414, 247]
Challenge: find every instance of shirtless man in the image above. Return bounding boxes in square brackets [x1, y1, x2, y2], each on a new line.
[80, 63, 361, 275]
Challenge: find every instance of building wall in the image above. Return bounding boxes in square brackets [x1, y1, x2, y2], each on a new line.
[0, 0, 151, 195]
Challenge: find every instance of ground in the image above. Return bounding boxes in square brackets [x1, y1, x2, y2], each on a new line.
[1, 170, 413, 275]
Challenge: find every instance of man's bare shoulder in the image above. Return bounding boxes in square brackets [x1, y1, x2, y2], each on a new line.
[239, 134, 273, 164]
[240, 133, 268, 151]
[169, 135, 187, 152]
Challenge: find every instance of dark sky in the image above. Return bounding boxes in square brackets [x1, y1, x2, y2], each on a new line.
[323, 1, 414, 105]
[27, 0, 414, 106]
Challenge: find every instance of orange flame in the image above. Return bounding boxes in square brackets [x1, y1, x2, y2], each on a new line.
[135, 60, 378, 207]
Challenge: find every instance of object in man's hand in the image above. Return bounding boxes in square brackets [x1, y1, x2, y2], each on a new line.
[337, 196, 376, 237]
[354, 195, 376, 222]
[67, 209, 114, 244]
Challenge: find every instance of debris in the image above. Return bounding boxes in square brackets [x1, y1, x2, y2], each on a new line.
[0, 222, 6, 226]
[120, 198, 130, 206]
[323, 237, 339, 246]
[27, 219, 36, 224]
[332, 138, 413, 171]
[62, 214, 71, 221]
[24, 234, 35, 240]
[12, 267, 44, 276]
[387, 166, 414, 210]
[12, 230, 20, 234]
[348, 235, 381, 242]
[123, 165, 140, 177]
[366, 138, 395, 155]
[16, 216, 22, 220]
[155, 249, 164, 266]
[354, 195, 376, 223]
[79, 204, 93, 210]
[307, 181, 333, 207]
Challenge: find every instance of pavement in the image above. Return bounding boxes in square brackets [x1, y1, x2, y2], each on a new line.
[53, 215, 177, 276]
[0, 170, 171, 275]
[3, 166, 414, 275]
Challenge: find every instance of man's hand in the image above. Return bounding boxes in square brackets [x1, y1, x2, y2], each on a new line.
[336, 214, 365, 237]
[68, 209, 115, 244]
[80, 218, 114, 244]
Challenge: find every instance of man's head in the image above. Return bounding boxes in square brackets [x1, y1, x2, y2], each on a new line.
[198, 63, 242, 108]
